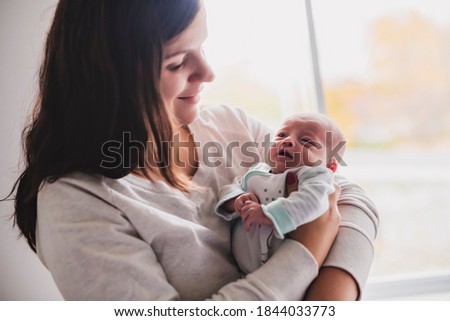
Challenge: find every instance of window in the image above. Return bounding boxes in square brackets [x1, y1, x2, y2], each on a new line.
[204, 0, 450, 298]
[312, 0, 450, 281]
[202, 0, 318, 129]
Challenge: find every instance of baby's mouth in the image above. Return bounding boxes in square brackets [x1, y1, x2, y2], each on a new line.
[278, 149, 293, 159]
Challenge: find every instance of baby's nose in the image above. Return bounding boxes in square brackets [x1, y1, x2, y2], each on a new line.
[282, 135, 295, 145]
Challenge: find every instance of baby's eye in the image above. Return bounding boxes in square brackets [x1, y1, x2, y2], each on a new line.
[298, 137, 314, 147]
[299, 138, 317, 148]
[276, 132, 286, 138]
[300, 140, 311, 147]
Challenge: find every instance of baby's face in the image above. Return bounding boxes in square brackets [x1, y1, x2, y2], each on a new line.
[268, 118, 329, 174]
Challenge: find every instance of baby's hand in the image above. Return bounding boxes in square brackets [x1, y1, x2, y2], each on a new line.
[240, 202, 273, 231]
[234, 193, 259, 215]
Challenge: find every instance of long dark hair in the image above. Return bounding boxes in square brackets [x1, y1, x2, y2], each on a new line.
[5, 0, 200, 252]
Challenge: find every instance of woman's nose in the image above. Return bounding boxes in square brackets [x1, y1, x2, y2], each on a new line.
[202, 62, 215, 83]
[189, 54, 215, 83]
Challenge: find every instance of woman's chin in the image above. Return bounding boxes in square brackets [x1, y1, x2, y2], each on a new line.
[175, 105, 199, 125]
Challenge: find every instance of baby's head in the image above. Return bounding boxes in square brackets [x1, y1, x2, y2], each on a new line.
[268, 113, 346, 174]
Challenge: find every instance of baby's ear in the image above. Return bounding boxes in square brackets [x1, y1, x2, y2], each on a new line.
[327, 158, 338, 173]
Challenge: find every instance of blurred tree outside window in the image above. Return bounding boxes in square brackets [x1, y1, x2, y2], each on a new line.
[313, 0, 450, 278]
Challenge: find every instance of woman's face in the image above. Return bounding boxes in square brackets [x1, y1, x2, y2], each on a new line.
[160, 6, 215, 126]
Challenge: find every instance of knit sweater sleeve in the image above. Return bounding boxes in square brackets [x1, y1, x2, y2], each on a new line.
[209, 240, 319, 300]
[36, 174, 320, 301]
[322, 174, 380, 299]
[215, 175, 245, 220]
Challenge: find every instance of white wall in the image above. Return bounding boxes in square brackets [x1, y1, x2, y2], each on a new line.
[0, 0, 63, 300]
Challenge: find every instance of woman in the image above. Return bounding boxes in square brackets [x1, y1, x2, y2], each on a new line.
[9, 0, 378, 300]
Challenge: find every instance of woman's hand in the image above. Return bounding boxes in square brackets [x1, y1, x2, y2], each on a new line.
[285, 173, 341, 266]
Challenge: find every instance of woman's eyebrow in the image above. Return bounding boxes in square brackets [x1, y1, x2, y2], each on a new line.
[164, 50, 189, 60]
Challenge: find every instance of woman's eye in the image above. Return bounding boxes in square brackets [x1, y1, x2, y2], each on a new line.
[167, 62, 184, 71]
[166, 55, 189, 71]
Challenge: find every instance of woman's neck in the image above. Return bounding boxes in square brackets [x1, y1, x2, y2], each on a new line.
[173, 125, 198, 179]
[132, 125, 198, 182]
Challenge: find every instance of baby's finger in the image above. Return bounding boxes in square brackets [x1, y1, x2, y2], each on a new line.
[244, 216, 255, 231]
[240, 202, 253, 214]
[248, 194, 259, 203]
[240, 210, 249, 222]
[234, 199, 242, 212]
[244, 220, 251, 231]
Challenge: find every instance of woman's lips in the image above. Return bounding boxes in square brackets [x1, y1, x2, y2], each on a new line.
[178, 93, 201, 104]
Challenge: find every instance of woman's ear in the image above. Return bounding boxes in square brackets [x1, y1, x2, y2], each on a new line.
[327, 159, 338, 173]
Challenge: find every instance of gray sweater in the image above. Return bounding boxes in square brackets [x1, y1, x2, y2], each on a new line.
[36, 105, 379, 300]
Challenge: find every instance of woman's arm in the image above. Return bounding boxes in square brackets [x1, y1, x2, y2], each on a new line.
[214, 175, 341, 300]
[36, 174, 325, 300]
[304, 267, 359, 300]
[304, 175, 380, 300]
[282, 172, 371, 301]
[286, 179, 341, 268]
[211, 240, 320, 300]
[213, 197, 341, 300]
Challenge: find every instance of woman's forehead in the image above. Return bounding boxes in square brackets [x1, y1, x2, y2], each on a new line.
[163, 6, 207, 57]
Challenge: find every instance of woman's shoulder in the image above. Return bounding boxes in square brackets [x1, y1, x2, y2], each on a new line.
[38, 172, 185, 213]
[36, 172, 126, 235]
[38, 172, 113, 205]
